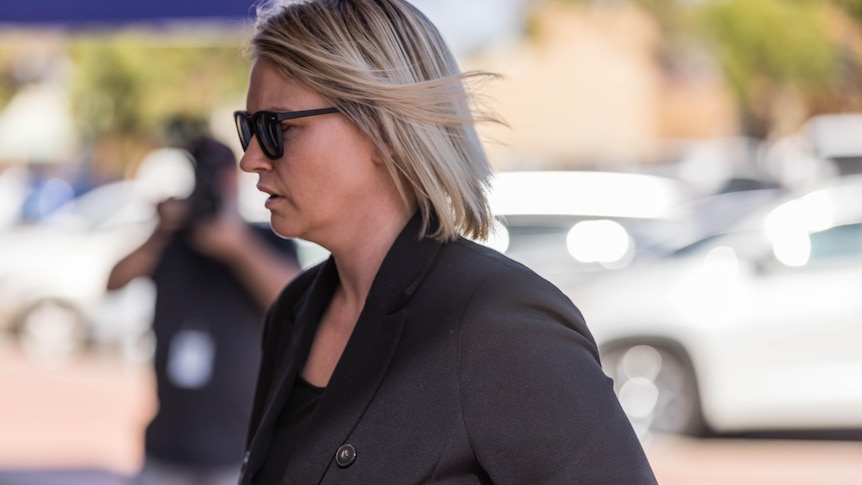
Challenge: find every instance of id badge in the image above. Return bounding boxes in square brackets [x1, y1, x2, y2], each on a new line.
[166, 328, 215, 389]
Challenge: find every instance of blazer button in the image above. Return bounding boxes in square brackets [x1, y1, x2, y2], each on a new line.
[335, 443, 357, 468]
[240, 450, 250, 473]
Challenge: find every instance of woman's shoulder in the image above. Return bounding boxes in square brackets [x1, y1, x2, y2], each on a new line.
[442, 237, 565, 295]
[440, 237, 593, 348]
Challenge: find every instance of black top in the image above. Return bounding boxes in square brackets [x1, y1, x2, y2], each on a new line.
[146, 223, 297, 467]
[253, 377, 325, 484]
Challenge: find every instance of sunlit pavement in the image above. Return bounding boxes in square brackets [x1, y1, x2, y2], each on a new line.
[0, 340, 153, 485]
[1, 341, 862, 485]
[646, 434, 862, 485]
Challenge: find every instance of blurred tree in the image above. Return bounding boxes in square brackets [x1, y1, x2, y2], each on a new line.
[545, 0, 862, 139]
[67, 30, 252, 177]
[0, 29, 253, 178]
[837, 0, 862, 21]
[694, 0, 838, 138]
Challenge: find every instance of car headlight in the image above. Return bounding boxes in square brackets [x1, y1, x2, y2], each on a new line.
[566, 219, 635, 269]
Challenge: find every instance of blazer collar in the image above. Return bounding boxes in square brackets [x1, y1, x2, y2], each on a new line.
[256, 211, 443, 483]
[243, 258, 338, 481]
[366, 210, 442, 315]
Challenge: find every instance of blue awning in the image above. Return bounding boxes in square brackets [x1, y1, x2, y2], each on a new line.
[0, 0, 256, 25]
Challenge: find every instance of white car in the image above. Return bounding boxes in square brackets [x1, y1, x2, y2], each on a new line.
[0, 180, 157, 362]
[486, 170, 694, 291]
[575, 175, 862, 437]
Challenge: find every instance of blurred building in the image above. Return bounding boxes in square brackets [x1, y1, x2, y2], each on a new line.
[468, 2, 739, 172]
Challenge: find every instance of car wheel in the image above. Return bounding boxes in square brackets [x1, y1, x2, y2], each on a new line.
[16, 300, 88, 364]
[601, 342, 704, 437]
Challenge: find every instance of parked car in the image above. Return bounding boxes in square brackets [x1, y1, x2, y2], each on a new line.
[0, 179, 158, 363]
[575, 175, 862, 438]
[485, 170, 694, 291]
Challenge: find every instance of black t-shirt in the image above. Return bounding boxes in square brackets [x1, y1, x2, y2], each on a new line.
[145, 222, 297, 467]
[252, 377, 325, 484]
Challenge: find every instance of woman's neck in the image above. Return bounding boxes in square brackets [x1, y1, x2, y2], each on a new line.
[330, 206, 414, 307]
[301, 205, 414, 387]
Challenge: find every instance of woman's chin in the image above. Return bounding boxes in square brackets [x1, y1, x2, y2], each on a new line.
[269, 216, 301, 240]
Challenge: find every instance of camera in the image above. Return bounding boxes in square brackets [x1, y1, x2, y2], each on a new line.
[185, 137, 235, 223]
[188, 160, 222, 221]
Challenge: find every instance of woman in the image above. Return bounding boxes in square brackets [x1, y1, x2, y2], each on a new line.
[234, 0, 658, 483]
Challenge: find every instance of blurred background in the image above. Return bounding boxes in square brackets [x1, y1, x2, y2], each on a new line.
[2, 0, 862, 483]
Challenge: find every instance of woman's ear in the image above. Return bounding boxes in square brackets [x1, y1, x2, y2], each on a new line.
[371, 131, 396, 167]
[372, 145, 395, 166]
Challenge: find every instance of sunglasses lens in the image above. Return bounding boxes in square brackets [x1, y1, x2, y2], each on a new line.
[257, 113, 283, 159]
[234, 112, 252, 151]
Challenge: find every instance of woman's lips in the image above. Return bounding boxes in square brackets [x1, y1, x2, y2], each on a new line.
[258, 184, 282, 209]
[264, 194, 282, 209]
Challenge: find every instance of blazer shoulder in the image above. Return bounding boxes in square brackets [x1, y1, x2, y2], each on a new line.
[445, 238, 538, 277]
[435, 238, 593, 356]
[444, 243, 656, 483]
[444, 238, 578, 309]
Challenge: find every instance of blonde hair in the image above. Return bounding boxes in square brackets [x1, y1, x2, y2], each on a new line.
[248, 0, 503, 241]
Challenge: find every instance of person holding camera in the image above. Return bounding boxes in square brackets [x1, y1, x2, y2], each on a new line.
[107, 137, 301, 485]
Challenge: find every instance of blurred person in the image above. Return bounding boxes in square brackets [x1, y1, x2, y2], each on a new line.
[232, 1, 657, 484]
[107, 136, 301, 485]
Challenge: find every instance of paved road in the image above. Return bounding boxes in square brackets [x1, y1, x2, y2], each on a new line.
[1, 345, 861, 485]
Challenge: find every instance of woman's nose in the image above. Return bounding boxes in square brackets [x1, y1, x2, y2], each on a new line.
[238, 137, 271, 173]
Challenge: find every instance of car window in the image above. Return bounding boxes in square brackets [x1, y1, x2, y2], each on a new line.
[809, 222, 862, 262]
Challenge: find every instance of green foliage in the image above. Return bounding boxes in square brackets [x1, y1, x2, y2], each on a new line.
[67, 31, 252, 142]
[696, 0, 836, 107]
[542, 0, 862, 136]
[835, 0, 862, 21]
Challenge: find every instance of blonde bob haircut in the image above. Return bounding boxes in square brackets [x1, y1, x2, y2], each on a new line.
[249, 0, 503, 241]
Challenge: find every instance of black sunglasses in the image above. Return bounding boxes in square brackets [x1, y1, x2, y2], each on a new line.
[233, 107, 340, 160]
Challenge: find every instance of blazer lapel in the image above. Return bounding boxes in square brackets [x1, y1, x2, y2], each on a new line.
[244, 259, 339, 480]
[282, 306, 407, 483]
[282, 212, 442, 483]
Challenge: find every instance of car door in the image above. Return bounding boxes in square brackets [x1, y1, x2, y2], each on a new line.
[710, 221, 862, 430]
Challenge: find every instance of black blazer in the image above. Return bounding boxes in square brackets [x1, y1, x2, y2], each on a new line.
[240, 214, 657, 484]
